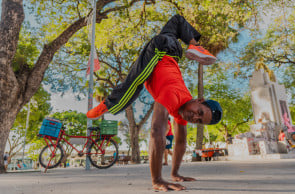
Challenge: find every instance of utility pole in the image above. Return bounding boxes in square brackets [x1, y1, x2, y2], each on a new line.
[196, 64, 204, 161]
[22, 101, 30, 164]
[86, 0, 96, 170]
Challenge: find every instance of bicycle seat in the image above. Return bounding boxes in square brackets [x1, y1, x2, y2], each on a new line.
[88, 127, 100, 131]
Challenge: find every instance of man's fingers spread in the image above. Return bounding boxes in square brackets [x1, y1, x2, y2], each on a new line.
[161, 186, 168, 192]
[168, 184, 185, 191]
[168, 185, 181, 191]
[153, 185, 168, 192]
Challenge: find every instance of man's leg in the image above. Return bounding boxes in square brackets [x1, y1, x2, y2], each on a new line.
[87, 37, 167, 119]
[149, 102, 185, 191]
[160, 14, 201, 45]
[160, 14, 216, 65]
[171, 121, 196, 182]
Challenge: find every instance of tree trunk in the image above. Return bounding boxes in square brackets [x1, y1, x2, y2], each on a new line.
[125, 106, 140, 163]
[0, 111, 19, 173]
[124, 103, 154, 164]
[224, 130, 228, 142]
[0, 0, 25, 173]
[195, 64, 204, 161]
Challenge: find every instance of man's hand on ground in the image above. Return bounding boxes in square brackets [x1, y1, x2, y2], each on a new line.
[152, 179, 186, 191]
[171, 174, 197, 182]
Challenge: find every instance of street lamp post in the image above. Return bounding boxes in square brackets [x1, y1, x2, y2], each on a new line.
[22, 101, 30, 164]
[86, 0, 97, 170]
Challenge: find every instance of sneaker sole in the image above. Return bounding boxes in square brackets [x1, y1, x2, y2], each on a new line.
[186, 49, 217, 61]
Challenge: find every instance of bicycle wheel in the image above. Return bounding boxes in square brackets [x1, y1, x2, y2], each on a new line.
[39, 144, 64, 169]
[88, 138, 118, 169]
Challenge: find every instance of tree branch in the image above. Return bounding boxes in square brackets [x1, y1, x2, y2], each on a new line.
[22, 13, 109, 106]
[138, 102, 154, 129]
[76, 0, 82, 18]
[99, 58, 120, 74]
[261, 53, 295, 66]
[232, 115, 251, 130]
[94, 73, 115, 88]
[102, 0, 155, 15]
[163, 0, 183, 14]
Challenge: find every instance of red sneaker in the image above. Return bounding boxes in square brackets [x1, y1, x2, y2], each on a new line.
[86, 100, 108, 120]
[185, 45, 217, 65]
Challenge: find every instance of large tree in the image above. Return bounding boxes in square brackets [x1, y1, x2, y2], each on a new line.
[0, 0, 155, 173]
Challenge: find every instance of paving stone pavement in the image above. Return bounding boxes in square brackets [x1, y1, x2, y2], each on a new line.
[0, 159, 295, 194]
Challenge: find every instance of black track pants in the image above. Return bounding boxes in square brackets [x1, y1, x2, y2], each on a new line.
[105, 15, 201, 115]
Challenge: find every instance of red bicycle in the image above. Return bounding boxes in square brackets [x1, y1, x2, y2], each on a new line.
[38, 118, 119, 171]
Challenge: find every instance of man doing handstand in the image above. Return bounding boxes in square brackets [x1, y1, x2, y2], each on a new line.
[87, 14, 222, 191]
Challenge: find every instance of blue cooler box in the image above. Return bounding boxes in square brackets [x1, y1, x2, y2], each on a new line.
[39, 118, 62, 138]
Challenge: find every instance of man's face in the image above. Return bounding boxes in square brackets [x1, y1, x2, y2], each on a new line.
[179, 99, 212, 124]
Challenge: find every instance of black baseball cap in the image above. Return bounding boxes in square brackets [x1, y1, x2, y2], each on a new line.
[202, 100, 222, 125]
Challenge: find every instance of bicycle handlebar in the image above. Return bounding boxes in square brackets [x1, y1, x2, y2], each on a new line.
[88, 126, 100, 131]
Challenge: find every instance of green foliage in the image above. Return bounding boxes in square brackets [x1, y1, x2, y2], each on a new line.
[11, 86, 52, 141]
[12, 28, 39, 72]
[187, 70, 253, 143]
[8, 86, 51, 159]
[180, 0, 257, 55]
[27, 139, 45, 162]
[186, 124, 197, 147]
[289, 105, 295, 125]
[207, 92, 253, 141]
[51, 111, 90, 136]
[207, 71, 253, 140]
[111, 136, 122, 146]
[237, 1, 295, 102]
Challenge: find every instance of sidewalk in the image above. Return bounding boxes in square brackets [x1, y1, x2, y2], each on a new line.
[1, 159, 295, 194]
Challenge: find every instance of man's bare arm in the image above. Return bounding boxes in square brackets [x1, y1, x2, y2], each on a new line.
[171, 121, 196, 182]
[149, 102, 185, 191]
